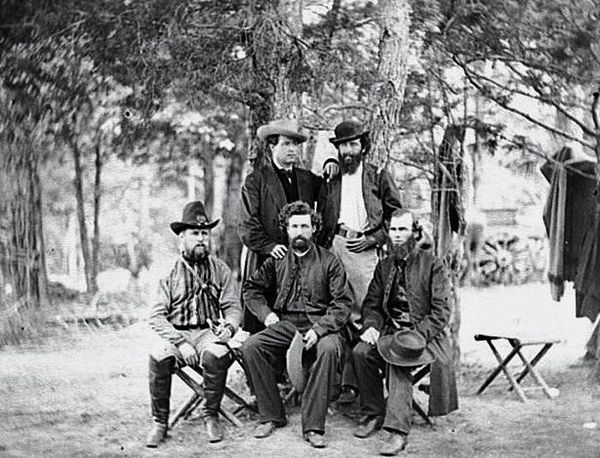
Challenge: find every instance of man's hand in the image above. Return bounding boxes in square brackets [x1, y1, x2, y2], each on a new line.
[178, 342, 199, 367]
[323, 161, 340, 180]
[360, 327, 380, 345]
[270, 244, 288, 260]
[214, 325, 233, 343]
[303, 329, 319, 350]
[264, 312, 280, 327]
[346, 235, 377, 253]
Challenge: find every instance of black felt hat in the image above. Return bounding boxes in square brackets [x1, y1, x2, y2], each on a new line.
[329, 120, 369, 145]
[170, 201, 219, 234]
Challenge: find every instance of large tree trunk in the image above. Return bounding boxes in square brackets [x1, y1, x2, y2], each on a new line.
[219, 147, 245, 276]
[0, 142, 47, 307]
[71, 140, 98, 294]
[368, 0, 412, 166]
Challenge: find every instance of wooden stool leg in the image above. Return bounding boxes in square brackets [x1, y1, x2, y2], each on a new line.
[514, 343, 553, 385]
[170, 393, 201, 429]
[176, 369, 243, 427]
[513, 346, 555, 399]
[477, 342, 521, 395]
[413, 400, 434, 427]
[482, 341, 528, 401]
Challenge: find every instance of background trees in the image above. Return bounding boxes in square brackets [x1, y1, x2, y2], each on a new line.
[2, 0, 597, 320]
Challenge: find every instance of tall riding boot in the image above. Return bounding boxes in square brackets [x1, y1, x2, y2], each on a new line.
[147, 356, 175, 447]
[201, 350, 233, 442]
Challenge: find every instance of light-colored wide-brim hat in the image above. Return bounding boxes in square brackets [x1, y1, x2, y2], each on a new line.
[377, 329, 435, 367]
[286, 331, 307, 392]
[257, 119, 308, 143]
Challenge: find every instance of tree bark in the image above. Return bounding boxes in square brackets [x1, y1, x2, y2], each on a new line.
[368, 0, 412, 166]
[431, 125, 468, 368]
[219, 147, 245, 276]
[92, 138, 102, 290]
[71, 140, 98, 294]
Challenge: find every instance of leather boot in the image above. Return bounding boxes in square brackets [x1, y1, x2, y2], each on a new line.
[148, 356, 175, 431]
[200, 349, 233, 418]
[146, 422, 167, 448]
[205, 416, 224, 443]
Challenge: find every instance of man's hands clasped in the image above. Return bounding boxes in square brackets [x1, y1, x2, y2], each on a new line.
[360, 327, 380, 346]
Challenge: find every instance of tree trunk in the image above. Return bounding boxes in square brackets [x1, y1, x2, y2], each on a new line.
[219, 147, 245, 276]
[92, 138, 102, 289]
[71, 140, 98, 294]
[367, 0, 412, 166]
[431, 125, 467, 368]
[0, 142, 47, 307]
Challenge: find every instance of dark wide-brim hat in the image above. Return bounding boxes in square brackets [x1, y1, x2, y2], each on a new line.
[377, 329, 435, 367]
[329, 120, 369, 146]
[170, 201, 220, 235]
[257, 119, 308, 143]
[286, 331, 308, 392]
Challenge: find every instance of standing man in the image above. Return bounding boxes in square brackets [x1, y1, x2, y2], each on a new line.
[241, 201, 352, 448]
[319, 120, 403, 402]
[352, 209, 458, 456]
[239, 119, 326, 332]
[146, 201, 241, 447]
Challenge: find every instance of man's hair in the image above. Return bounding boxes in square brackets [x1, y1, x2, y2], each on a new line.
[278, 201, 322, 233]
[390, 208, 413, 220]
[265, 134, 280, 146]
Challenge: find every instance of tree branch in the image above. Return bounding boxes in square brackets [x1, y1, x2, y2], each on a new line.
[456, 57, 595, 151]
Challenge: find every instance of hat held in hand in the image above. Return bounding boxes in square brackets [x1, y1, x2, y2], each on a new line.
[377, 329, 435, 367]
[170, 201, 219, 234]
[286, 331, 308, 392]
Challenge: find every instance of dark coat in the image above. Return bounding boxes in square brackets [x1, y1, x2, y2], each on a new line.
[239, 164, 324, 257]
[243, 244, 352, 337]
[318, 162, 402, 248]
[362, 248, 458, 416]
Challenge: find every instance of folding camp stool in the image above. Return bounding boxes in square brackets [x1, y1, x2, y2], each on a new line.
[169, 350, 257, 430]
[474, 334, 561, 402]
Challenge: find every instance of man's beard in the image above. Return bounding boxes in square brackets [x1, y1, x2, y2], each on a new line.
[340, 153, 361, 175]
[391, 236, 416, 260]
[184, 244, 209, 262]
[291, 235, 310, 253]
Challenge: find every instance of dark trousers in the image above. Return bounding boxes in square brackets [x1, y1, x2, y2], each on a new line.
[241, 320, 343, 433]
[353, 341, 413, 435]
[148, 347, 233, 425]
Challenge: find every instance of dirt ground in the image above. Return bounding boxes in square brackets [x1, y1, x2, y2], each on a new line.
[1, 283, 600, 458]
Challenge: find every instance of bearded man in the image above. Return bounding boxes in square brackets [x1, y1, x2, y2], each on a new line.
[318, 120, 403, 403]
[145, 201, 241, 447]
[352, 209, 458, 456]
[241, 201, 352, 448]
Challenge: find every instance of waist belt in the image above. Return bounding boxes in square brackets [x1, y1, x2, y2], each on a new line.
[173, 323, 209, 331]
[335, 223, 381, 239]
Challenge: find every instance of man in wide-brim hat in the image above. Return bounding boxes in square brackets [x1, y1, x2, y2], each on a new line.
[145, 201, 241, 447]
[351, 209, 458, 456]
[317, 120, 403, 406]
[239, 119, 328, 333]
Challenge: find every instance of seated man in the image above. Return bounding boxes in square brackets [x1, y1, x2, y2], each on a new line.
[241, 201, 352, 449]
[146, 201, 241, 447]
[352, 209, 458, 456]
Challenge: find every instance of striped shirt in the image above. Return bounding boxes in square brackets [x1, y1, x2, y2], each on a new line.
[149, 255, 241, 346]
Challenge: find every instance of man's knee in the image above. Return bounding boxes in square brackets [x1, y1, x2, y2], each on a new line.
[241, 334, 261, 360]
[202, 343, 232, 371]
[316, 334, 342, 360]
